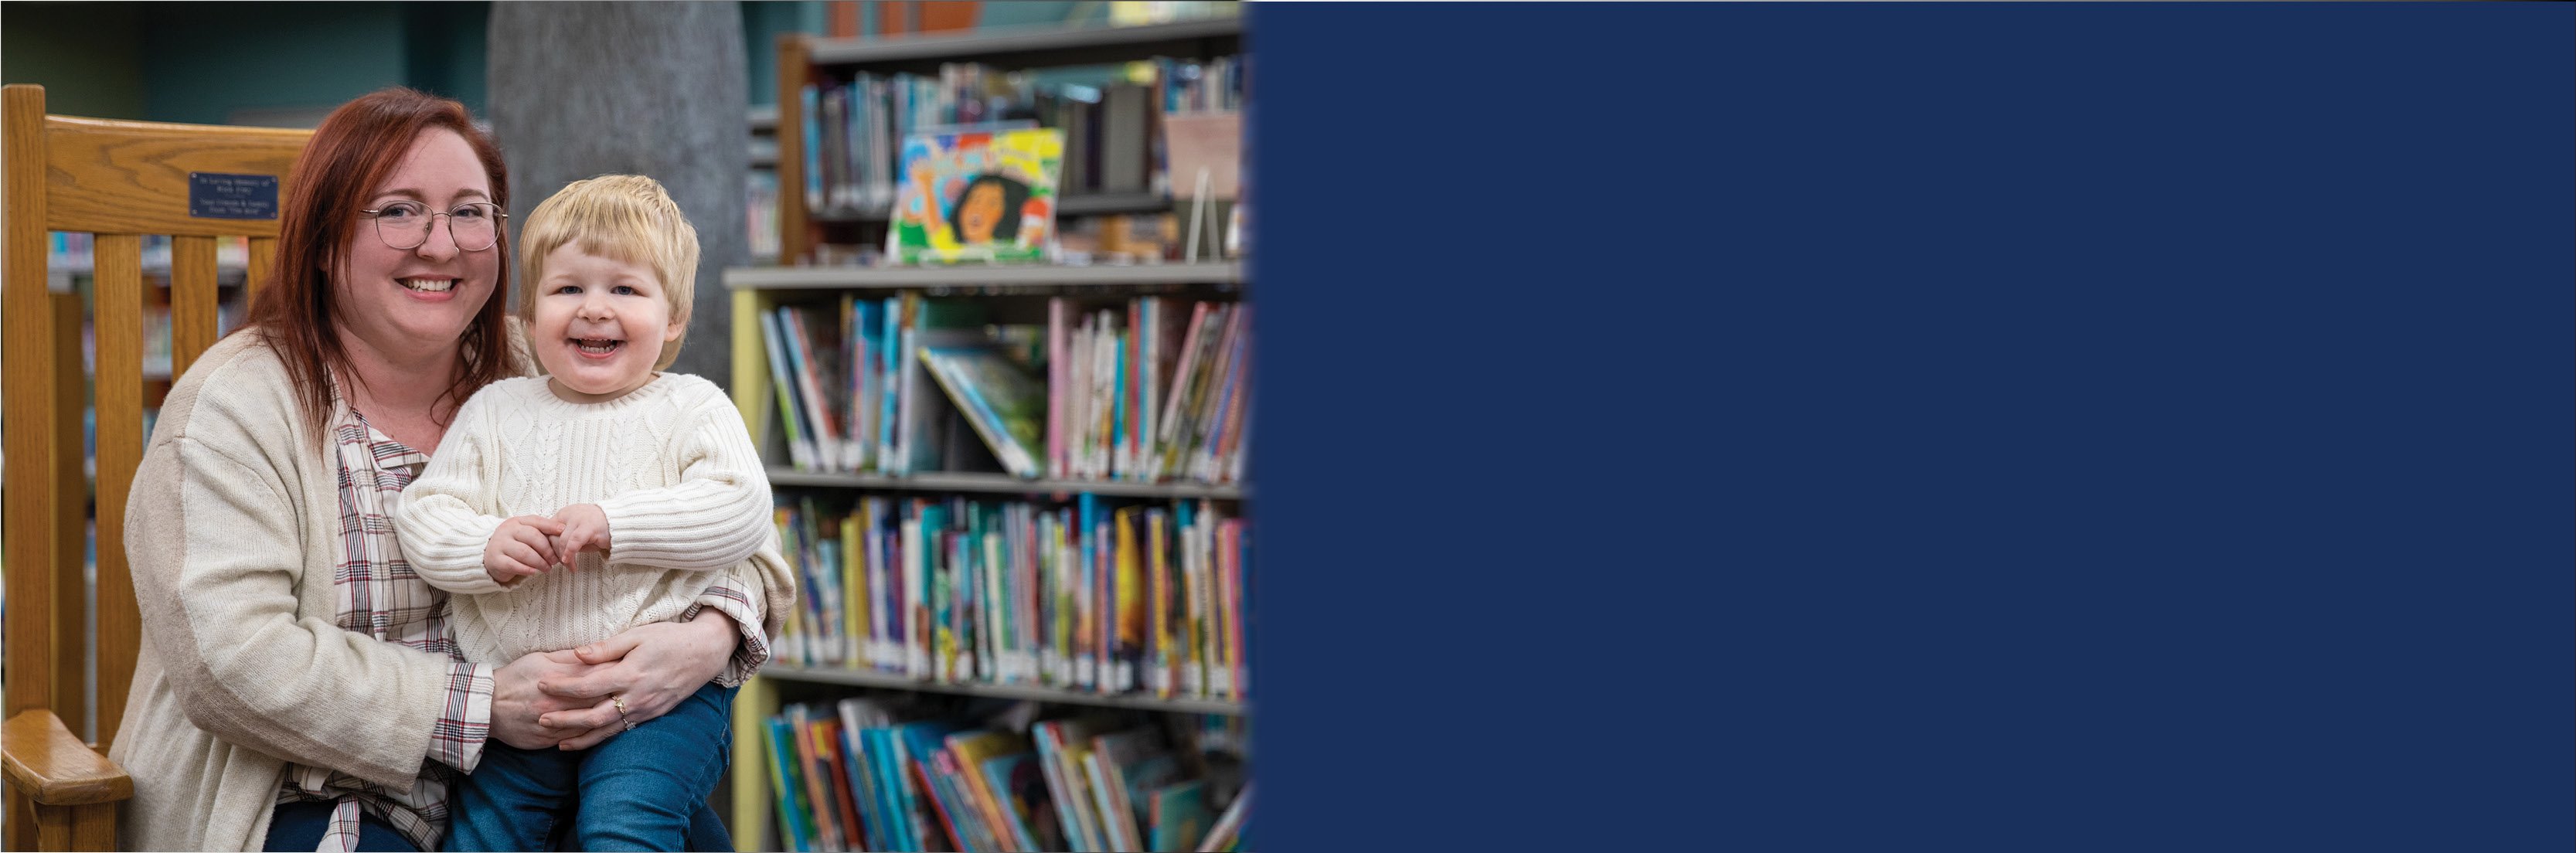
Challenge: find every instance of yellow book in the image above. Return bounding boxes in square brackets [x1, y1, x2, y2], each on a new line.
[944, 729, 1031, 851]
[842, 513, 866, 668]
[1113, 505, 1145, 692]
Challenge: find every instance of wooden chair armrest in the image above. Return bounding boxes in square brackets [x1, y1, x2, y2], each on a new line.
[2, 710, 131, 805]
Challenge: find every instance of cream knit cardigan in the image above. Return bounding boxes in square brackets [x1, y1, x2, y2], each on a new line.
[105, 332, 794, 851]
[396, 374, 778, 665]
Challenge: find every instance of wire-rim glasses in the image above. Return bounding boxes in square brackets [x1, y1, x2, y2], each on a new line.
[359, 201, 508, 252]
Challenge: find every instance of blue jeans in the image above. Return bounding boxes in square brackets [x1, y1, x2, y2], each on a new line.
[266, 800, 423, 851]
[446, 681, 737, 852]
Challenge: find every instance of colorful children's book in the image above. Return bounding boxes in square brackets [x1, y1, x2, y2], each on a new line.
[982, 752, 1070, 852]
[1145, 780, 1210, 853]
[1111, 506, 1147, 692]
[919, 343, 1049, 478]
[889, 127, 1066, 265]
[895, 721, 968, 851]
[1033, 718, 1118, 851]
[765, 716, 817, 852]
[761, 308, 818, 471]
[1089, 729, 1173, 852]
[1193, 784, 1250, 853]
[943, 729, 1028, 852]
[923, 748, 999, 853]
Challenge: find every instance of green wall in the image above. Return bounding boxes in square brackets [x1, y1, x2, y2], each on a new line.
[2, 2, 148, 119]
[7, 2, 1121, 122]
[2, 1, 487, 125]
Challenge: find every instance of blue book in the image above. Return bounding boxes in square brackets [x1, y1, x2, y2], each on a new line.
[876, 296, 903, 473]
[776, 306, 837, 471]
[1078, 493, 1101, 689]
[764, 716, 815, 852]
[978, 753, 1056, 852]
[918, 344, 1048, 478]
[1145, 779, 1209, 853]
[893, 722, 966, 851]
[852, 297, 886, 471]
[838, 725, 889, 851]
[760, 310, 815, 471]
[860, 727, 914, 851]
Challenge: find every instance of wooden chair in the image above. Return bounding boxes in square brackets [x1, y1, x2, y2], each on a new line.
[2, 83, 308, 851]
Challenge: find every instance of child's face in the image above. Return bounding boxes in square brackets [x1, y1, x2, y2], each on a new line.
[530, 243, 682, 403]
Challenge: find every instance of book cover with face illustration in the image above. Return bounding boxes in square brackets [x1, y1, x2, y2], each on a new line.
[890, 127, 1065, 265]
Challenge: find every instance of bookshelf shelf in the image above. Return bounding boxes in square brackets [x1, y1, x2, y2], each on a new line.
[811, 191, 1172, 224]
[724, 260, 1242, 291]
[759, 664, 1248, 716]
[805, 19, 1243, 70]
[767, 467, 1248, 500]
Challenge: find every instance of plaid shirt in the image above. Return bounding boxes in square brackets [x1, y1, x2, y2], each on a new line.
[276, 400, 771, 851]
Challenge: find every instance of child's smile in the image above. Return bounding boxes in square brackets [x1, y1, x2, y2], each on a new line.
[532, 243, 682, 403]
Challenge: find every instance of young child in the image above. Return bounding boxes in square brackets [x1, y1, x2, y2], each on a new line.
[396, 174, 795, 851]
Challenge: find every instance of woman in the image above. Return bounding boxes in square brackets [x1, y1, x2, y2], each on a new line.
[107, 88, 785, 851]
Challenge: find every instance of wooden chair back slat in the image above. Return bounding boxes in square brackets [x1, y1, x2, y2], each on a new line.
[90, 233, 147, 753]
[4, 83, 311, 849]
[169, 234, 222, 378]
[2, 85, 70, 726]
[247, 235, 277, 297]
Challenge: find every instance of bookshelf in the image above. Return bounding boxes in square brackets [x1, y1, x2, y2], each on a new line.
[727, 260, 1244, 291]
[773, 15, 1245, 265]
[763, 663, 1247, 717]
[766, 468, 1247, 501]
[729, 17, 1252, 853]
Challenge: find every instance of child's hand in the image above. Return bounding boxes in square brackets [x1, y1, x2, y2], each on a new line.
[551, 504, 611, 567]
[485, 515, 566, 584]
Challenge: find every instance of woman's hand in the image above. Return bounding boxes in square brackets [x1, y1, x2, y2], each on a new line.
[532, 609, 741, 750]
[491, 649, 611, 750]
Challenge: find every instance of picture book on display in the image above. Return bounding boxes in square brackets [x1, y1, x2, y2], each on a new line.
[890, 127, 1066, 266]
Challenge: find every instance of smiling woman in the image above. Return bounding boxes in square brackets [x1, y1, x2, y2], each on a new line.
[104, 88, 780, 853]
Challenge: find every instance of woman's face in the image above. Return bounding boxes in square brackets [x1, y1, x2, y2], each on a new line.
[957, 182, 1006, 244]
[332, 127, 501, 360]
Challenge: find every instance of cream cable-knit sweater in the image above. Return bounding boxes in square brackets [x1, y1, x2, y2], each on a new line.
[396, 373, 781, 664]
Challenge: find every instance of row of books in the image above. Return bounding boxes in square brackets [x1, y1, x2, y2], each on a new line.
[772, 494, 1253, 702]
[1156, 56, 1247, 117]
[1051, 297, 1251, 484]
[798, 56, 1246, 217]
[761, 698, 1251, 852]
[758, 294, 1252, 486]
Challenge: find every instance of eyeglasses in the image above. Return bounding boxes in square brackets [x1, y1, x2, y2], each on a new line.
[359, 201, 508, 252]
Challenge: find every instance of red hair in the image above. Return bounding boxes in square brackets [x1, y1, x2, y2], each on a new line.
[239, 87, 522, 440]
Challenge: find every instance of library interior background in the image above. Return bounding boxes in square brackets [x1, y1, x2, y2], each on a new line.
[3, 2, 1256, 851]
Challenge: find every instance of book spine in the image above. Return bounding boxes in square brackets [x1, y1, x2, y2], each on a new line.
[780, 306, 835, 472]
[761, 310, 816, 471]
[1153, 302, 1213, 481]
[903, 505, 930, 678]
[855, 515, 876, 670]
[1048, 297, 1068, 479]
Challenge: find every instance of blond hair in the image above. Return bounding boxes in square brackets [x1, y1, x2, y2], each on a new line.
[516, 174, 699, 370]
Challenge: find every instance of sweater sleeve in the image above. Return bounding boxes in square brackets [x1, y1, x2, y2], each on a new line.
[394, 394, 513, 595]
[128, 431, 467, 790]
[593, 393, 776, 570]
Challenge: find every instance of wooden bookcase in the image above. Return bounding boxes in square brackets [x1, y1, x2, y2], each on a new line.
[770, 17, 1244, 265]
[727, 18, 1251, 851]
